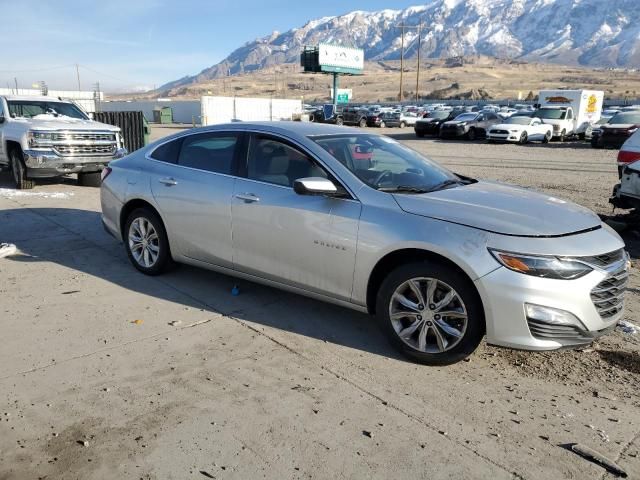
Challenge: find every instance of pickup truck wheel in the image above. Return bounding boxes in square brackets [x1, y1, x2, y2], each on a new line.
[379, 121, 386, 128]
[10, 148, 35, 190]
[359, 118, 367, 128]
[77, 172, 102, 187]
[376, 261, 485, 366]
[558, 129, 566, 142]
[335, 117, 344, 126]
[124, 208, 172, 275]
[400, 121, 406, 129]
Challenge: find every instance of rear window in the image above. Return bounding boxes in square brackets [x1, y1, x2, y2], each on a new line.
[178, 133, 238, 174]
[150, 139, 182, 164]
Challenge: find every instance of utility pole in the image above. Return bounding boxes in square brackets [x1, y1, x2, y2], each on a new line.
[397, 24, 406, 102]
[14, 77, 18, 94]
[415, 23, 422, 102]
[75, 64, 81, 91]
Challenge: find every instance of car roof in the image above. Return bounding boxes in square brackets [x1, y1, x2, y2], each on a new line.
[1, 95, 72, 102]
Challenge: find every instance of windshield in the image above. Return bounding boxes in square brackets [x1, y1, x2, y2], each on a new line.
[535, 109, 566, 120]
[426, 111, 450, 120]
[309, 134, 461, 192]
[609, 113, 640, 124]
[505, 117, 532, 125]
[7, 100, 88, 120]
[454, 113, 478, 122]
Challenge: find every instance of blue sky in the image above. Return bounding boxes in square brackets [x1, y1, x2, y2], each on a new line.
[0, 0, 420, 92]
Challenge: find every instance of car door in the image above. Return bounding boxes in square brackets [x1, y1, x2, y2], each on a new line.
[231, 132, 361, 301]
[149, 131, 242, 268]
[530, 119, 545, 141]
[0, 99, 6, 165]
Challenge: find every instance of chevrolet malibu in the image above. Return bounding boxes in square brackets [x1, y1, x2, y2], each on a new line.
[101, 122, 628, 365]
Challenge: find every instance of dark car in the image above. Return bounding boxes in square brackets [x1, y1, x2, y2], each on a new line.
[366, 111, 388, 127]
[414, 111, 456, 137]
[587, 116, 612, 148]
[439, 111, 502, 140]
[599, 112, 640, 149]
[341, 106, 369, 127]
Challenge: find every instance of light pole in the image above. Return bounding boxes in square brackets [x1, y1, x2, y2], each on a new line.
[395, 23, 423, 103]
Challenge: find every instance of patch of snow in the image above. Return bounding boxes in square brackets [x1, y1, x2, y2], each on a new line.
[0, 188, 74, 199]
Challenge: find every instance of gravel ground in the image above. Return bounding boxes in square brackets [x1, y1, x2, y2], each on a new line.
[0, 128, 639, 480]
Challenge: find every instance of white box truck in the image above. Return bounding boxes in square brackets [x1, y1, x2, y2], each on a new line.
[534, 90, 604, 141]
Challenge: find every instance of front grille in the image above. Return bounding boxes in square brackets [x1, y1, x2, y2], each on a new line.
[52, 132, 116, 142]
[492, 130, 509, 135]
[591, 267, 628, 319]
[55, 145, 117, 156]
[577, 249, 625, 269]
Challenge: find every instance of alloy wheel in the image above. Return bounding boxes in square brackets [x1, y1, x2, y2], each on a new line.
[128, 217, 160, 268]
[389, 277, 468, 354]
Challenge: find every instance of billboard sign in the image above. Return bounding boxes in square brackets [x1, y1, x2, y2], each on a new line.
[319, 44, 364, 72]
[330, 88, 353, 104]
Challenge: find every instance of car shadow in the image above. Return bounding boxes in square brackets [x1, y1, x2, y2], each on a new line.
[1, 206, 403, 362]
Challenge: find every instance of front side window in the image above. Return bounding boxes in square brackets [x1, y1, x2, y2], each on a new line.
[247, 136, 327, 188]
[7, 100, 88, 120]
[177, 133, 238, 174]
[310, 134, 459, 192]
[454, 113, 478, 122]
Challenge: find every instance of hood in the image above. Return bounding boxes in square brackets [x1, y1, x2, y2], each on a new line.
[15, 116, 120, 132]
[417, 117, 441, 123]
[490, 123, 523, 131]
[603, 123, 638, 129]
[443, 120, 469, 125]
[392, 181, 601, 237]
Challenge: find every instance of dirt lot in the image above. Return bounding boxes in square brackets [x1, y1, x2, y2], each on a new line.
[1, 129, 639, 480]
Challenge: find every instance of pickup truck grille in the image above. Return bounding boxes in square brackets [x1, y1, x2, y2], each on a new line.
[55, 145, 117, 156]
[48, 130, 118, 157]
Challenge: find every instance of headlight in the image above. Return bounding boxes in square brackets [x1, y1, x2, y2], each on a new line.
[28, 130, 55, 147]
[459, 122, 467, 126]
[510, 129, 520, 133]
[489, 249, 593, 280]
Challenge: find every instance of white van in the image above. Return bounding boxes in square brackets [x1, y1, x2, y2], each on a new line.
[534, 90, 604, 141]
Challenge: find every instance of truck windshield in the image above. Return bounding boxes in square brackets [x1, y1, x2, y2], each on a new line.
[535, 109, 566, 120]
[7, 100, 88, 120]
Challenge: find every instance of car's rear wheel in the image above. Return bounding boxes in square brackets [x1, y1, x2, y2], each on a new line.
[379, 121, 386, 128]
[124, 208, 172, 275]
[9, 148, 35, 190]
[335, 117, 344, 126]
[400, 121, 406, 128]
[542, 131, 551, 144]
[376, 261, 485, 365]
[359, 118, 367, 128]
[77, 171, 102, 187]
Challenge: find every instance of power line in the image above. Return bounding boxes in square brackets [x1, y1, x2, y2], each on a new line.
[0, 64, 75, 73]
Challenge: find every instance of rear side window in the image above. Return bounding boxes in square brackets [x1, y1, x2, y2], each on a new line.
[177, 133, 238, 174]
[150, 139, 181, 164]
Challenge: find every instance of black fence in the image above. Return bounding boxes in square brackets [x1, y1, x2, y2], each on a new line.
[94, 111, 147, 153]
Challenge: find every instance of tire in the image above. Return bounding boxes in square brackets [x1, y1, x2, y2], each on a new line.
[77, 171, 102, 187]
[519, 132, 528, 144]
[124, 208, 173, 275]
[9, 148, 35, 190]
[380, 121, 386, 128]
[335, 117, 344, 126]
[416, 132, 425, 138]
[467, 128, 476, 141]
[359, 118, 367, 128]
[558, 129, 566, 142]
[578, 133, 585, 140]
[400, 122, 406, 129]
[375, 261, 485, 365]
[542, 131, 551, 144]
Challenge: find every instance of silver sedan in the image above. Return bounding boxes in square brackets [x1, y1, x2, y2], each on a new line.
[101, 122, 628, 365]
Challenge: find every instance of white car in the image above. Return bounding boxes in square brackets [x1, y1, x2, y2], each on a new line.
[611, 130, 640, 206]
[487, 116, 553, 144]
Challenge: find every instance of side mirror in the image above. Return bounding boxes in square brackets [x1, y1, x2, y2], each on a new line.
[294, 177, 341, 196]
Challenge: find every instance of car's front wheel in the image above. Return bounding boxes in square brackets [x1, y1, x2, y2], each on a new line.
[124, 208, 172, 275]
[376, 261, 485, 365]
[10, 148, 35, 190]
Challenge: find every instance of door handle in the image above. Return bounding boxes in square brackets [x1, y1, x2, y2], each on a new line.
[235, 193, 260, 203]
[159, 177, 177, 186]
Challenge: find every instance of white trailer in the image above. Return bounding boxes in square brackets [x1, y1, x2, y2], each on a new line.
[201, 96, 302, 126]
[535, 90, 604, 140]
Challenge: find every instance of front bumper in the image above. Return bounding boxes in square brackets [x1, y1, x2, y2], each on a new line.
[440, 125, 466, 138]
[487, 132, 519, 142]
[475, 256, 628, 350]
[23, 148, 127, 177]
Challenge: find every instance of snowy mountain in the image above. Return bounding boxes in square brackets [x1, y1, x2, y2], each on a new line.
[161, 0, 640, 90]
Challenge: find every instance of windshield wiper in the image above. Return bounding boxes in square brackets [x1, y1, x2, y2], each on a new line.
[378, 185, 431, 193]
[423, 179, 464, 192]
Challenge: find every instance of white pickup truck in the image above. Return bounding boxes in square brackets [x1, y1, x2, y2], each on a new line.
[0, 95, 126, 189]
[533, 90, 604, 141]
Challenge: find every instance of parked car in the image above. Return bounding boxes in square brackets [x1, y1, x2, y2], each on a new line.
[0, 95, 126, 189]
[101, 122, 627, 365]
[383, 112, 419, 128]
[612, 129, 640, 178]
[341, 107, 369, 128]
[598, 112, 640, 149]
[486, 116, 552, 144]
[366, 112, 387, 128]
[414, 111, 457, 137]
[440, 111, 502, 140]
[587, 116, 612, 147]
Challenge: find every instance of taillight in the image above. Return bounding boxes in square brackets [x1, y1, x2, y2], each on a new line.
[617, 150, 640, 164]
[101, 166, 113, 182]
